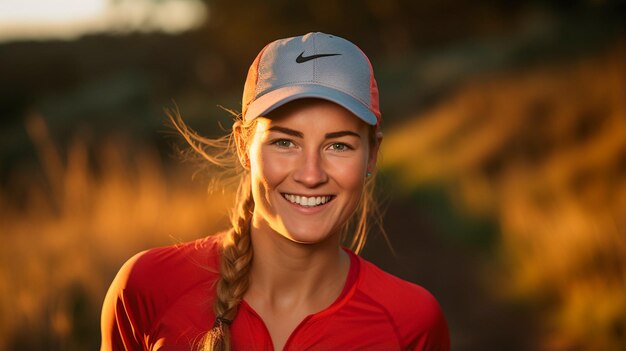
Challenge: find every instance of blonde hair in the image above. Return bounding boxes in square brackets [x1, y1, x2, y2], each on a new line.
[167, 105, 384, 351]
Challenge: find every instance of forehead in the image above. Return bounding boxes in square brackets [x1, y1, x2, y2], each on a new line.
[258, 99, 368, 133]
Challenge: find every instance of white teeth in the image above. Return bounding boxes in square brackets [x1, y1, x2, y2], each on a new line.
[283, 194, 332, 207]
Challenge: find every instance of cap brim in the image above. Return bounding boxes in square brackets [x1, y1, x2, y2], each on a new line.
[244, 84, 378, 125]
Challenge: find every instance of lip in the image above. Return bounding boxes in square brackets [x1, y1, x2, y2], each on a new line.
[280, 192, 336, 214]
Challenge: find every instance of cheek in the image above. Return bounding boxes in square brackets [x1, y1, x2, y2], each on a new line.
[327, 156, 367, 191]
[250, 148, 288, 190]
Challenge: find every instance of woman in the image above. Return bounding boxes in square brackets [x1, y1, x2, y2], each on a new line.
[101, 32, 450, 351]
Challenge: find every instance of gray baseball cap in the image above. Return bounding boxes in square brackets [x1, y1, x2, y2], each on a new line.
[242, 32, 381, 126]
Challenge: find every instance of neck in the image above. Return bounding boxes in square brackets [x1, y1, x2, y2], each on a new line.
[245, 219, 350, 311]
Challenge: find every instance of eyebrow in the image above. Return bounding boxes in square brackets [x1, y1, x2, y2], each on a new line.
[325, 130, 360, 139]
[268, 126, 360, 139]
[268, 126, 303, 138]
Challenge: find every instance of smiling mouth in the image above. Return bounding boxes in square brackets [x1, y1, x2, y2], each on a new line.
[282, 193, 335, 207]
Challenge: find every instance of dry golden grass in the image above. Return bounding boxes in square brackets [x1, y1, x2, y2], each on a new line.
[0, 116, 232, 350]
[382, 44, 626, 350]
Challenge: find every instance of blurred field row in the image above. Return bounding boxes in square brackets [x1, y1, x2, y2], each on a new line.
[0, 118, 233, 349]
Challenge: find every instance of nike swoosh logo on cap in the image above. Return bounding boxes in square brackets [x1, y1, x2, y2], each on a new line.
[296, 51, 342, 63]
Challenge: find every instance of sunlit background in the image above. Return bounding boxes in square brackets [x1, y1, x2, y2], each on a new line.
[0, 0, 625, 350]
[0, 0, 207, 42]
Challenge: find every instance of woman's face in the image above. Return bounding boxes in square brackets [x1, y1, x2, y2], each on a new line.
[246, 99, 378, 246]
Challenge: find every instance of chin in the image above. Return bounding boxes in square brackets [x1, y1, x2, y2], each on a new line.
[279, 221, 341, 246]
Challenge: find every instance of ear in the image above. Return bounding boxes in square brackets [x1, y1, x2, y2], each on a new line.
[367, 131, 383, 174]
[233, 121, 250, 170]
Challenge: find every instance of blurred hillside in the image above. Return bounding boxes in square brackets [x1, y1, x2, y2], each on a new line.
[382, 45, 626, 350]
[1, 1, 625, 350]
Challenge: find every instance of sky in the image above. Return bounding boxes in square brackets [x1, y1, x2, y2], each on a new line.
[0, 0, 208, 43]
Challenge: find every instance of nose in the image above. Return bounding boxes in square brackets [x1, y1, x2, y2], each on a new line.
[292, 149, 328, 187]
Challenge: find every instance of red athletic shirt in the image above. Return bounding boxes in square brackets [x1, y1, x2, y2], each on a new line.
[101, 234, 450, 350]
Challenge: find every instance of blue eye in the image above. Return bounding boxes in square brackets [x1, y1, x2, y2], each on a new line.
[273, 139, 294, 148]
[329, 143, 349, 151]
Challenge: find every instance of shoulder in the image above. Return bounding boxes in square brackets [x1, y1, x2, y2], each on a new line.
[101, 234, 223, 345]
[112, 235, 222, 290]
[356, 256, 442, 318]
[114, 234, 223, 300]
[355, 256, 450, 350]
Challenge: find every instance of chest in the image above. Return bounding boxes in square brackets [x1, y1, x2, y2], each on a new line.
[146, 301, 404, 351]
[230, 303, 403, 351]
